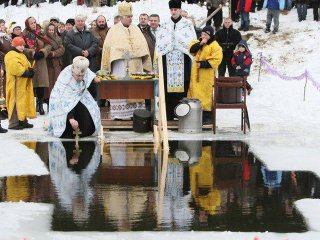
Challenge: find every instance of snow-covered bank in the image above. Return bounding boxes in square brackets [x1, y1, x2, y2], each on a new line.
[0, 140, 49, 177]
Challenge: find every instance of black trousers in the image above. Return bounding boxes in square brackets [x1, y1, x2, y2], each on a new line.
[312, 1, 320, 21]
[206, 7, 223, 30]
[231, 0, 240, 21]
[218, 55, 235, 77]
[61, 101, 95, 138]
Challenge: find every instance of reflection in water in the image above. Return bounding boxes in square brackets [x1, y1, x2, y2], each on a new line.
[100, 143, 156, 231]
[1, 140, 320, 232]
[261, 166, 282, 188]
[49, 141, 101, 227]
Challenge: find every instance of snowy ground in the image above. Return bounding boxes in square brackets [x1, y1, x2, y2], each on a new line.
[0, 0, 320, 239]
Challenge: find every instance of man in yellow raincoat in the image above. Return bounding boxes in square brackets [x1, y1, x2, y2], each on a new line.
[4, 37, 36, 130]
[188, 26, 222, 124]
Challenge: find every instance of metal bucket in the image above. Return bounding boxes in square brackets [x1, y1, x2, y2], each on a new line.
[174, 98, 202, 133]
[174, 140, 202, 165]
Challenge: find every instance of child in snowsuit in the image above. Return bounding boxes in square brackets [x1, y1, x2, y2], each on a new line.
[231, 39, 253, 94]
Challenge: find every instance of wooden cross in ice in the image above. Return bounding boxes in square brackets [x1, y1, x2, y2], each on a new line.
[122, 50, 133, 79]
[73, 128, 82, 157]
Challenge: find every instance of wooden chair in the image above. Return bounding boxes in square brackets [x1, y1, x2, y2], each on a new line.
[212, 76, 250, 134]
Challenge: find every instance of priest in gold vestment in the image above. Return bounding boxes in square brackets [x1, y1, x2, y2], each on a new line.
[101, 2, 152, 120]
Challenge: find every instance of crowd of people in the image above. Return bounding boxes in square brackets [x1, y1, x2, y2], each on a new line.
[0, 0, 126, 8]
[0, 0, 259, 137]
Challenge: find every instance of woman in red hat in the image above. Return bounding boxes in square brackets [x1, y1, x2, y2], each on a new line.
[4, 37, 36, 130]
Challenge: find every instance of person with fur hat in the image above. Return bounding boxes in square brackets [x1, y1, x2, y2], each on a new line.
[101, 1, 152, 120]
[231, 40, 253, 94]
[4, 37, 36, 130]
[188, 25, 223, 124]
[156, 0, 197, 120]
[48, 56, 101, 138]
[65, 19, 75, 32]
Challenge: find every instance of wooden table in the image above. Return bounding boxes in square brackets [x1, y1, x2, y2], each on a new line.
[97, 78, 158, 129]
[97, 78, 158, 100]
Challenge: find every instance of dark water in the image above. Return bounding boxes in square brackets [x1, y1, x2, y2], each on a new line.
[1, 140, 319, 232]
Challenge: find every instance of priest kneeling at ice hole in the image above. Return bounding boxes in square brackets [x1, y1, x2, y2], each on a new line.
[48, 56, 101, 138]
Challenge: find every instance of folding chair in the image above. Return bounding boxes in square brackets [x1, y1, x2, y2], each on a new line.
[212, 76, 250, 134]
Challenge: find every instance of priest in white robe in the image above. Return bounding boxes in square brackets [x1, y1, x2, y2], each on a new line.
[156, 0, 197, 120]
[48, 56, 101, 138]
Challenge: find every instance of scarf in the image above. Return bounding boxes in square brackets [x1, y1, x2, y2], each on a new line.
[23, 22, 51, 51]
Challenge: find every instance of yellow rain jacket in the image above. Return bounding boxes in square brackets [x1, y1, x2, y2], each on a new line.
[4, 50, 36, 121]
[188, 39, 222, 111]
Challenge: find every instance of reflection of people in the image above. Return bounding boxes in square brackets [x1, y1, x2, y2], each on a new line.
[261, 165, 282, 188]
[49, 140, 101, 224]
[190, 145, 221, 215]
[48, 56, 101, 138]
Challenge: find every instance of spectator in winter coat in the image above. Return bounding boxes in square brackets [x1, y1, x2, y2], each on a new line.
[45, 23, 65, 101]
[92, 15, 109, 107]
[215, 17, 242, 77]
[0, 66, 7, 133]
[295, 0, 308, 21]
[23, 16, 52, 116]
[138, 13, 156, 62]
[231, 40, 253, 94]
[263, 0, 285, 34]
[64, 15, 98, 72]
[4, 37, 36, 130]
[91, 15, 109, 71]
[0, 21, 12, 99]
[61, 19, 74, 70]
[237, 0, 252, 31]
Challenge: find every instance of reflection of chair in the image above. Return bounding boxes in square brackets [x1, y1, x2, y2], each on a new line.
[213, 76, 249, 134]
[213, 141, 249, 189]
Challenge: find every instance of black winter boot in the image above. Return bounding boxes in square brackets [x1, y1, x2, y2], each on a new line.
[36, 98, 45, 115]
[0, 121, 8, 133]
[20, 120, 33, 129]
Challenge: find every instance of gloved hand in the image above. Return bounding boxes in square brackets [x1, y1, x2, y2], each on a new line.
[21, 69, 35, 78]
[33, 51, 44, 60]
